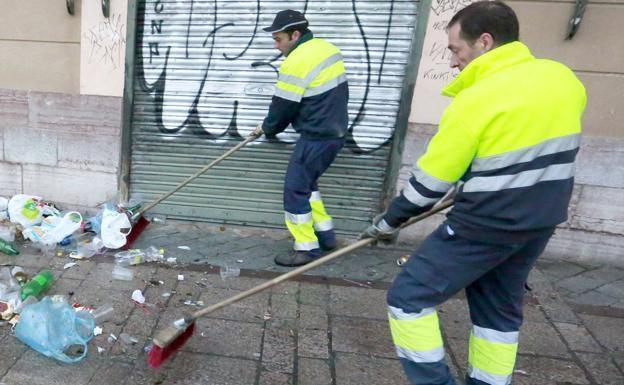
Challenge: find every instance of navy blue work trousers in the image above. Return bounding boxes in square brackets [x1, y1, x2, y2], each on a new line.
[388, 222, 554, 385]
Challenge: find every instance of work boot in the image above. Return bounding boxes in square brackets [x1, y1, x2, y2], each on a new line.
[274, 249, 322, 267]
[315, 230, 337, 251]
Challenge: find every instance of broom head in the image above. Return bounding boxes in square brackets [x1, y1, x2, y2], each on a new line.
[147, 321, 196, 368]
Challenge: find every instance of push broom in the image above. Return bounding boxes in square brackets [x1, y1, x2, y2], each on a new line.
[147, 199, 454, 368]
[123, 132, 262, 248]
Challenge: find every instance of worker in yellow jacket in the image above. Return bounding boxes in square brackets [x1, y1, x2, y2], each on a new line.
[360, 2, 586, 384]
[254, 10, 349, 266]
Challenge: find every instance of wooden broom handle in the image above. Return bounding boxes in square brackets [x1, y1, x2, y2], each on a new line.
[132, 134, 259, 220]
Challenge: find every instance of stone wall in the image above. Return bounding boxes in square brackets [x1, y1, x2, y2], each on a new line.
[0, 89, 122, 212]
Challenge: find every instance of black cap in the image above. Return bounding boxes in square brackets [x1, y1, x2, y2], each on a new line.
[263, 10, 308, 33]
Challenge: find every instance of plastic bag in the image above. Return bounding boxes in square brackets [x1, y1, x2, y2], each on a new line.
[101, 206, 131, 249]
[22, 212, 83, 245]
[8, 194, 43, 227]
[15, 296, 95, 363]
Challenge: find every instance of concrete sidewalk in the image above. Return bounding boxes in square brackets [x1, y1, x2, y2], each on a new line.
[0, 220, 622, 385]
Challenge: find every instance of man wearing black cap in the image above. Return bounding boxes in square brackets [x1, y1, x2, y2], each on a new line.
[254, 10, 349, 267]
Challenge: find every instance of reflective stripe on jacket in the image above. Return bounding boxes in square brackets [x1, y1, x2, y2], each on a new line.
[262, 32, 349, 140]
[385, 41, 587, 243]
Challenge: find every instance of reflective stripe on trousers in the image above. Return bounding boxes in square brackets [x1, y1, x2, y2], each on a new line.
[310, 191, 333, 232]
[467, 326, 518, 385]
[285, 191, 333, 251]
[388, 306, 446, 363]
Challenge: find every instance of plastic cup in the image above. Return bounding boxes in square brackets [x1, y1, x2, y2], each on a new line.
[92, 303, 114, 324]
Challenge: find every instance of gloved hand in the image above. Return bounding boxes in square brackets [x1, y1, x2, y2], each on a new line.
[250, 124, 264, 137]
[358, 213, 398, 245]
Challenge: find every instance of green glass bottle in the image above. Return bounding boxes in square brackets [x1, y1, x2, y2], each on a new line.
[0, 238, 19, 256]
[20, 270, 54, 300]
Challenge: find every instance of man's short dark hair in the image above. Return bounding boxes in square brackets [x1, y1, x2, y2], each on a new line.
[447, 1, 519, 46]
[284, 25, 310, 39]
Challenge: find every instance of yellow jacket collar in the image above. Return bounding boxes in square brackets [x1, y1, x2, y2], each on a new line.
[442, 41, 535, 97]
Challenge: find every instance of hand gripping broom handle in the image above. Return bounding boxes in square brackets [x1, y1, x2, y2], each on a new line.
[187, 199, 454, 321]
[131, 134, 260, 221]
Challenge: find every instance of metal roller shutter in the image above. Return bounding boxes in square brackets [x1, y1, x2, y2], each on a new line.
[129, 0, 421, 233]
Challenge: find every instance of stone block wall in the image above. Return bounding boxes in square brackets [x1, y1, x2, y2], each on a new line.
[0, 88, 122, 212]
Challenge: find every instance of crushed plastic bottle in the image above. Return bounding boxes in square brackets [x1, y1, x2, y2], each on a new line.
[114, 249, 145, 266]
[114, 246, 164, 266]
[0, 238, 19, 256]
[111, 265, 133, 281]
[219, 265, 240, 279]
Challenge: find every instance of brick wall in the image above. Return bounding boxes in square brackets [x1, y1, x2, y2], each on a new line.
[0, 89, 122, 212]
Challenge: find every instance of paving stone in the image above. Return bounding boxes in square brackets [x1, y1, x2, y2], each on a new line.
[513, 355, 589, 384]
[529, 269, 581, 323]
[298, 305, 328, 330]
[522, 299, 549, 323]
[90, 323, 123, 358]
[165, 351, 257, 385]
[271, 294, 298, 320]
[299, 282, 329, 307]
[576, 352, 624, 384]
[259, 370, 293, 385]
[331, 316, 395, 358]
[198, 287, 270, 323]
[446, 337, 469, 373]
[579, 314, 624, 352]
[596, 279, 624, 298]
[557, 267, 624, 294]
[109, 334, 152, 362]
[87, 359, 134, 385]
[181, 318, 263, 360]
[122, 306, 160, 337]
[2, 349, 100, 385]
[72, 287, 137, 325]
[298, 357, 331, 385]
[329, 286, 388, 320]
[60, 260, 96, 280]
[202, 273, 268, 291]
[570, 290, 620, 307]
[0, 336, 27, 377]
[439, 298, 471, 340]
[334, 352, 407, 385]
[81, 262, 154, 292]
[298, 328, 329, 359]
[519, 321, 571, 358]
[270, 280, 298, 297]
[612, 352, 624, 373]
[262, 320, 296, 373]
[554, 322, 603, 353]
[48, 277, 83, 298]
[537, 259, 589, 280]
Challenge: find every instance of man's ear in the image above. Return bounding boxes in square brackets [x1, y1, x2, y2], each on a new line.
[479, 32, 496, 51]
[292, 30, 302, 41]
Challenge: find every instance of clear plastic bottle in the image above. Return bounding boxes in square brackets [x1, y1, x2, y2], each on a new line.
[144, 246, 165, 262]
[114, 249, 145, 266]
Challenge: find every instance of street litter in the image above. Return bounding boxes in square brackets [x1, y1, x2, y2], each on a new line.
[177, 246, 190, 250]
[177, 274, 184, 281]
[63, 262, 78, 270]
[112, 265, 133, 281]
[182, 299, 204, 307]
[15, 296, 95, 363]
[119, 332, 139, 345]
[108, 333, 117, 343]
[131, 289, 145, 304]
[220, 265, 240, 279]
[92, 303, 114, 324]
[115, 246, 165, 266]
[93, 326, 103, 336]
[166, 257, 177, 264]
[161, 292, 171, 298]
[97, 346, 105, 354]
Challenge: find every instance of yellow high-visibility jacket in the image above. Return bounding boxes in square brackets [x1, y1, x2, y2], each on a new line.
[384, 41, 586, 243]
[262, 32, 349, 139]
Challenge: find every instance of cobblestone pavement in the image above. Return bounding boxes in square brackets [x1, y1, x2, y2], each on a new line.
[0, 220, 622, 385]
